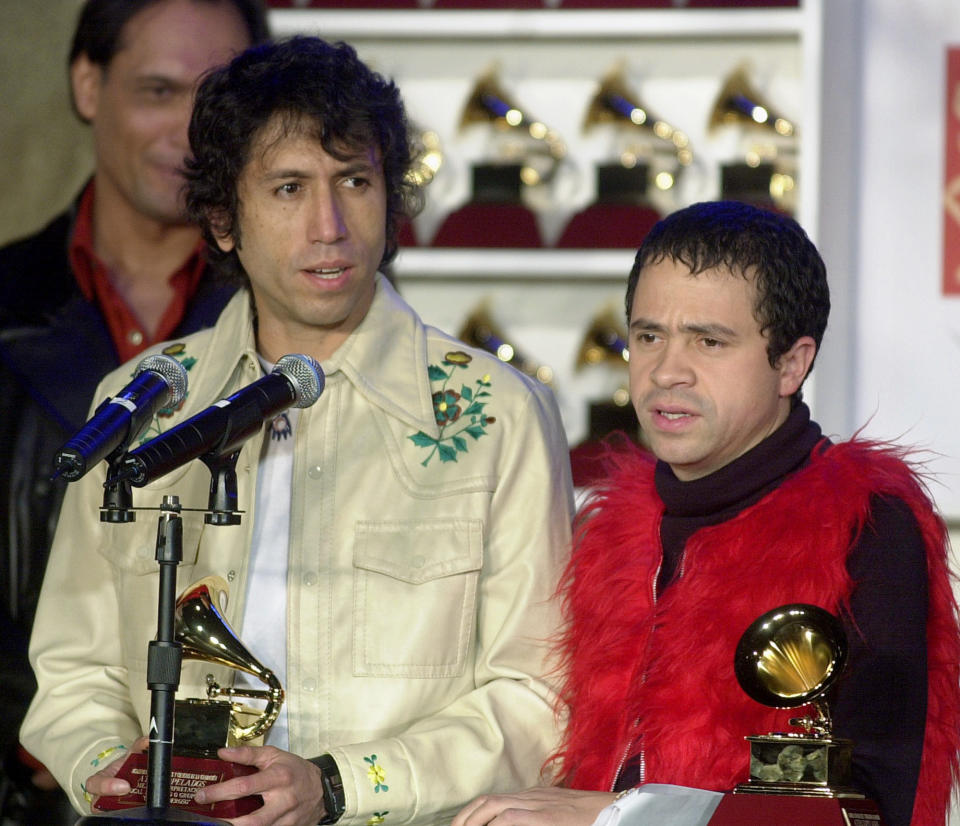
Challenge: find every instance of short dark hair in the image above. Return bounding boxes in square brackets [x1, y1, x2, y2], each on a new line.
[625, 201, 830, 388]
[185, 36, 420, 281]
[68, 0, 269, 123]
[69, 0, 270, 68]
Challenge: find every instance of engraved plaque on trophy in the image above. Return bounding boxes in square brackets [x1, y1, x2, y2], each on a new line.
[93, 576, 285, 819]
[707, 604, 886, 825]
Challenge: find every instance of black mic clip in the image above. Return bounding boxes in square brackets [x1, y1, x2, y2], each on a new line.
[201, 449, 243, 526]
[101, 452, 136, 523]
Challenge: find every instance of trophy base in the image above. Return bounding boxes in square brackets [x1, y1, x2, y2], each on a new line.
[709, 793, 885, 826]
[734, 780, 864, 798]
[77, 807, 229, 824]
[92, 752, 261, 819]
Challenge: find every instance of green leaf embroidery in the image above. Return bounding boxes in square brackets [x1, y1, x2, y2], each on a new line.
[407, 351, 497, 467]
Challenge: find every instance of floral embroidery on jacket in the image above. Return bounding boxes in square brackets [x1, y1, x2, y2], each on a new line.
[408, 351, 497, 466]
[367, 812, 389, 825]
[363, 754, 389, 793]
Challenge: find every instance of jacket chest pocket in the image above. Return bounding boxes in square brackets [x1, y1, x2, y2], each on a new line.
[352, 519, 483, 678]
[97, 517, 205, 668]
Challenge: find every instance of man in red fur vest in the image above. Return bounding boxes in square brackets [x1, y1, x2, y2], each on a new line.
[453, 201, 960, 826]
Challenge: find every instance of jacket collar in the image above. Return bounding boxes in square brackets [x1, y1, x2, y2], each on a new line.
[182, 276, 438, 437]
[322, 274, 438, 437]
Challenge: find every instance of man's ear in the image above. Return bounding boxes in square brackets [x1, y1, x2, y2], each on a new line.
[777, 336, 817, 398]
[208, 210, 235, 252]
[70, 54, 101, 123]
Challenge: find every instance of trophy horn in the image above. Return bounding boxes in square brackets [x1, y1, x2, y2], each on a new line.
[576, 308, 630, 370]
[175, 576, 284, 743]
[458, 303, 554, 385]
[734, 603, 847, 734]
[584, 64, 693, 183]
[709, 65, 795, 138]
[459, 67, 566, 186]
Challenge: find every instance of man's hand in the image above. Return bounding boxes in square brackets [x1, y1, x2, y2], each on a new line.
[452, 787, 618, 826]
[193, 745, 326, 826]
[84, 736, 148, 807]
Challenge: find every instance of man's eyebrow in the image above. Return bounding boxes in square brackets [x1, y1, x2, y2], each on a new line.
[682, 322, 739, 339]
[133, 71, 191, 87]
[629, 317, 739, 339]
[261, 166, 311, 178]
[259, 160, 377, 182]
[629, 317, 667, 333]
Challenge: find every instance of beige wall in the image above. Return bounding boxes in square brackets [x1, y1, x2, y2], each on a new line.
[0, 2, 92, 247]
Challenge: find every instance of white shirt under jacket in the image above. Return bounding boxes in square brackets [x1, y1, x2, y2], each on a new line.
[22, 275, 575, 825]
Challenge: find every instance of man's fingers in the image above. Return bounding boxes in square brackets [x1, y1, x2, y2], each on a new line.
[452, 794, 496, 826]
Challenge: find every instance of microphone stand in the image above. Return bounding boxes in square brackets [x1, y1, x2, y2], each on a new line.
[77, 456, 243, 825]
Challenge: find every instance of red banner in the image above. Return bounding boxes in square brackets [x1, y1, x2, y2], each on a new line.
[943, 47, 960, 294]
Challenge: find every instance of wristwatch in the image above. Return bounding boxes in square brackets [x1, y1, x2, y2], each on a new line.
[310, 753, 345, 824]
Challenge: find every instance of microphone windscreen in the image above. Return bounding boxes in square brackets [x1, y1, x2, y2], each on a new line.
[274, 354, 324, 408]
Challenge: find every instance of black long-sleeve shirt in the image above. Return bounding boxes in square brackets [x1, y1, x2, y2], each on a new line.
[615, 403, 927, 826]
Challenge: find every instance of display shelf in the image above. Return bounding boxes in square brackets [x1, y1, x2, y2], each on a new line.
[392, 248, 634, 280]
[269, 8, 805, 40]
[270, 4, 823, 442]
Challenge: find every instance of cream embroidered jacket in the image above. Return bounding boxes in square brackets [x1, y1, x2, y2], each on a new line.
[22, 276, 574, 824]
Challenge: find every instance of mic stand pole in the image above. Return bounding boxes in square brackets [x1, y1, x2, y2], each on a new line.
[77, 494, 228, 825]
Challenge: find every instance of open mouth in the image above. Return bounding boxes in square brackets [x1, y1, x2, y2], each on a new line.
[306, 267, 345, 279]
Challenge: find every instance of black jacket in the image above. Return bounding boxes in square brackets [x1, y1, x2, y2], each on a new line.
[0, 195, 236, 757]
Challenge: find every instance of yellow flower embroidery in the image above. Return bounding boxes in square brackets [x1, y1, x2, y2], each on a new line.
[363, 754, 389, 793]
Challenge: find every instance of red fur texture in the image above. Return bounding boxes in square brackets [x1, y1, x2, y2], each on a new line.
[555, 439, 960, 826]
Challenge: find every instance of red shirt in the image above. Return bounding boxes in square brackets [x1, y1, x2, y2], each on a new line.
[69, 182, 207, 363]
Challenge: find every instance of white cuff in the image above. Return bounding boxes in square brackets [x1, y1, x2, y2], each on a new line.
[591, 784, 723, 826]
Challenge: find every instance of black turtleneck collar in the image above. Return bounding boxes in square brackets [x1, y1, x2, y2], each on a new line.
[654, 401, 824, 590]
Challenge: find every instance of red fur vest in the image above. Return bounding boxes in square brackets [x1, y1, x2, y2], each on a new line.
[556, 439, 960, 826]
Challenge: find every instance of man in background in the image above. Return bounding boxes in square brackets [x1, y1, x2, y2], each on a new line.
[0, 1, 268, 821]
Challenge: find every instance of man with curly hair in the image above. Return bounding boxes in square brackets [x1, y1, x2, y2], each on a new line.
[22, 37, 573, 826]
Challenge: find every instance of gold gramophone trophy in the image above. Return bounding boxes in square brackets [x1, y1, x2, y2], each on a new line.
[584, 63, 693, 197]
[708, 604, 885, 825]
[708, 64, 797, 213]
[573, 308, 636, 443]
[94, 576, 284, 819]
[459, 302, 554, 386]
[460, 67, 566, 190]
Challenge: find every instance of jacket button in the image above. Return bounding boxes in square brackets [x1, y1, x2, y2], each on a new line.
[308, 465, 323, 479]
[227, 570, 236, 582]
[303, 572, 317, 586]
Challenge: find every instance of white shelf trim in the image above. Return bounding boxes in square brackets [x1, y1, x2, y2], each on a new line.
[269, 8, 805, 41]
[392, 247, 635, 280]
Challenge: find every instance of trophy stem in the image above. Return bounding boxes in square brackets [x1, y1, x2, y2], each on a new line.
[77, 496, 230, 826]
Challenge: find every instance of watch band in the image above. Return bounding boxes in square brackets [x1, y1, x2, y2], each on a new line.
[310, 753, 346, 824]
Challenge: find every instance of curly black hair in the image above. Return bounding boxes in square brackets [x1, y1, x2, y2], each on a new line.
[185, 36, 421, 283]
[625, 201, 830, 393]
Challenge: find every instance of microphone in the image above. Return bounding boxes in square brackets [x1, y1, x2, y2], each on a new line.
[113, 354, 324, 487]
[53, 354, 188, 482]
